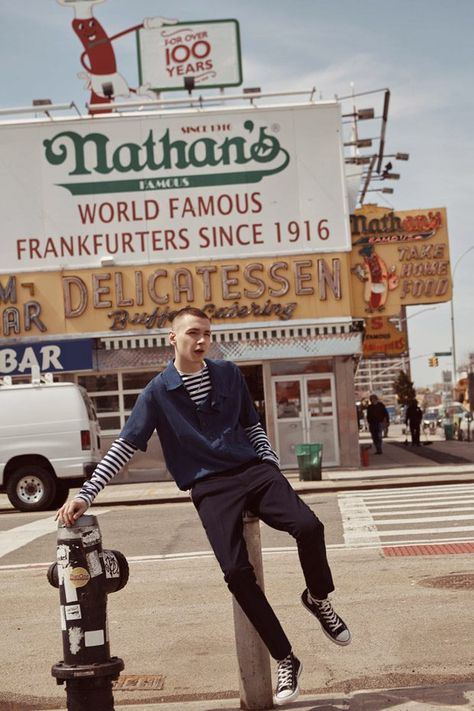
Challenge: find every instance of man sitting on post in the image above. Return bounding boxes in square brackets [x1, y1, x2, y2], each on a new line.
[57, 306, 351, 706]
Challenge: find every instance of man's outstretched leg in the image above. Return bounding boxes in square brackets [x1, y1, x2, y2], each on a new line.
[248, 463, 351, 648]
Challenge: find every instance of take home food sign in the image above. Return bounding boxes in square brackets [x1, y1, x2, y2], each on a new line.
[1, 102, 351, 275]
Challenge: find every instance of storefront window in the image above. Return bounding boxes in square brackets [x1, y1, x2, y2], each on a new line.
[97, 415, 121, 430]
[271, 359, 333, 375]
[307, 378, 333, 417]
[92, 394, 119, 412]
[276, 381, 301, 419]
[122, 371, 156, 389]
[124, 393, 139, 409]
[78, 374, 118, 391]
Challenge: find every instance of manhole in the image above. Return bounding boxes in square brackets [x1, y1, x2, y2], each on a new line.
[418, 572, 474, 590]
[113, 674, 164, 690]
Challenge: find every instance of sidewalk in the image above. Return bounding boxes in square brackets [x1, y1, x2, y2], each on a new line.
[38, 680, 474, 711]
[78, 434, 474, 508]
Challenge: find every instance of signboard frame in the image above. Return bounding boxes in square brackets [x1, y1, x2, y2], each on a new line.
[0, 101, 351, 275]
[136, 19, 243, 92]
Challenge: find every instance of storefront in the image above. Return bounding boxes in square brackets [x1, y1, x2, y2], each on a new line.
[54, 318, 362, 480]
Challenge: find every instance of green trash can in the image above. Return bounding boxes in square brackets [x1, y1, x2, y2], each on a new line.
[296, 443, 323, 481]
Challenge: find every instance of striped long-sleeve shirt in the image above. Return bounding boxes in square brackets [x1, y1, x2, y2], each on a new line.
[76, 364, 279, 506]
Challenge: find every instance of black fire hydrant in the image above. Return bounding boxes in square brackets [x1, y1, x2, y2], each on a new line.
[47, 514, 129, 711]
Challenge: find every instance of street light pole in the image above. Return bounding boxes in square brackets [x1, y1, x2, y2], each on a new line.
[450, 246, 474, 389]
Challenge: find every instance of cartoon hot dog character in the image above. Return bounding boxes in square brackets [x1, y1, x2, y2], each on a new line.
[57, 0, 176, 113]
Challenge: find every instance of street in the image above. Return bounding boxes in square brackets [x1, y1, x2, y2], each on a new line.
[0, 480, 473, 710]
[1, 482, 474, 566]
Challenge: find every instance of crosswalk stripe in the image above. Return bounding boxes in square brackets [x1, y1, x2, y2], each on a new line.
[338, 496, 381, 546]
[339, 485, 474, 500]
[373, 513, 474, 522]
[338, 484, 474, 548]
[0, 517, 58, 558]
[347, 525, 474, 537]
[0, 509, 110, 559]
[367, 500, 474, 510]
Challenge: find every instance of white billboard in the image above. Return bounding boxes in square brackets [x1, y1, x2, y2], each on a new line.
[137, 19, 242, 91]
[0, 102, 351, 274]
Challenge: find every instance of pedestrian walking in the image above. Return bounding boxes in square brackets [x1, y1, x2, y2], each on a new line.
[366, 393, 389, 454]
[56, 306, 351, 706]
[405, 399, 423, 446]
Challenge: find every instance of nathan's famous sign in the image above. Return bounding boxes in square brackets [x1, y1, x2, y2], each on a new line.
[350, 205, 451, 317]
[363, 315, 407, 358]
[0, 254, 352, 339]
[1, 102, 350, 275]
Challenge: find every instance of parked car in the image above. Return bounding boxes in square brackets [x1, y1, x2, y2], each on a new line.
[422, 410, 438, 432]
[386, 406, 397, 423]
[0, 379, 101, 511]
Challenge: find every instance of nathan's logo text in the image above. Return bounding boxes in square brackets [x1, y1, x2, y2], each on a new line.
[351, 211, 442, 245]
[43, 122, 290, 196]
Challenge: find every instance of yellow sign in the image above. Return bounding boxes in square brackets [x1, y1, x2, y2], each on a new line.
[363, 316, 407, 357]
[0, 254, 353, 339]
[350, 205, 451, 316]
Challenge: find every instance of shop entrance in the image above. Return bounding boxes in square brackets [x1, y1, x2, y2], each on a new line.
[272, 374, 339, 468]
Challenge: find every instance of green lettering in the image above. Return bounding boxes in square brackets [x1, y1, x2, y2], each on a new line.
[43, 131, 112, 175]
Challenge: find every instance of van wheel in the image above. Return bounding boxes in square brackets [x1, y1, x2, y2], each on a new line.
[6, 465, 56, 512]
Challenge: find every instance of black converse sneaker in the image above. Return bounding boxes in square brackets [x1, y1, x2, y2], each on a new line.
[273, 652, 302, 706]
[301, 589, 351, 646]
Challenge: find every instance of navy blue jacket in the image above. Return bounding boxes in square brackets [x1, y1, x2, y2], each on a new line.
[120, 359, 260, 490]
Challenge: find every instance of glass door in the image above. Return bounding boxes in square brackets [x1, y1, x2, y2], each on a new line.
[272, 374, 339, 468]
[306, 375, 339, 465]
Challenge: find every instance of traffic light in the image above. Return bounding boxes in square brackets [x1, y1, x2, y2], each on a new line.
[428, 356, 439, 367]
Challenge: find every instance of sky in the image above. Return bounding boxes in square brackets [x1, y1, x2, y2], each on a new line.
[1, 0, 473, 389]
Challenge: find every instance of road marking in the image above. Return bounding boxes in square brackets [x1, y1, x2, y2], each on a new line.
[347, 525, 474, 537]
[2, 533, 474, 573]
[338, 483, 474, 499]
[373, 514, 474, 524]
[369, 501, 474, 511]
[338, 484, 474, 548]
[338, 495, 381, 547]
[0, 509, 110, 559]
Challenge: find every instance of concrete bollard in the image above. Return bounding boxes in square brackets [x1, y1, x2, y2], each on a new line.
[232, 512, 273, 710]
[47, 514, 129, 711]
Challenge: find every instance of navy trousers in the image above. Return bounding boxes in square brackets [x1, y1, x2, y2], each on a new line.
[190, 461, 334, 660]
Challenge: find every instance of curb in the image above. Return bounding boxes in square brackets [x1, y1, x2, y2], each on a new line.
[91, 471, 474, 508]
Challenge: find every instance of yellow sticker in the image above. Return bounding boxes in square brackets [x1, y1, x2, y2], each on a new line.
[69, 567, 90, 588]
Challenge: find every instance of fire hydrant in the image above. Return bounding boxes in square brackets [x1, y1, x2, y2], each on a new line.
[47, 514, 129, 711]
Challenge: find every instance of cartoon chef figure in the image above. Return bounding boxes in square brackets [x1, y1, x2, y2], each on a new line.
[357, 244, 399, 313]
[57, 0, 176, 112]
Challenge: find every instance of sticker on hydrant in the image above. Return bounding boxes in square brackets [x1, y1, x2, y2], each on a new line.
[68, 626, 84, 655]
[69, 567, 91, 588]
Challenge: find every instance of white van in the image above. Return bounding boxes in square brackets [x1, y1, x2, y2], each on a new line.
[0, 379, 101, 511]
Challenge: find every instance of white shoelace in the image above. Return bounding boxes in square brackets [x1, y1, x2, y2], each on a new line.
[277, 655, 294, 689]
[316, 598, 340, 631]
